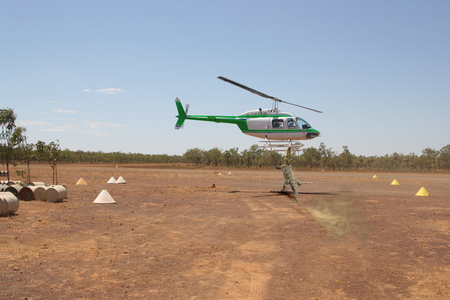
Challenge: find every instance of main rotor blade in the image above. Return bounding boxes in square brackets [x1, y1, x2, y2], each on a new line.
[218, 76, 322, 113]
[218, 76, 275, 100]
[277, 99, 323, 113]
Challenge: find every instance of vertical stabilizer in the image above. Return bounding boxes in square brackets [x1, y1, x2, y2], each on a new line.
[175, 98, 187, 129]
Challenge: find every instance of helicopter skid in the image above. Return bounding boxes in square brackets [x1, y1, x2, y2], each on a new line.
[258, 139, 304, 152]
[243, 131, 311, 140]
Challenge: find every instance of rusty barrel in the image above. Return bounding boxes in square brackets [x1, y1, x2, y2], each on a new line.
[18, 186, 40, 201]
[0, 192, 19, 216]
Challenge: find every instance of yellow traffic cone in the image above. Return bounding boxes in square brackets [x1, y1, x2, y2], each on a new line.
[391, 179, 400, 185]
[415, 187, 430, 196]
[373, 175, 378, 179]
[76, 178, 88, 185]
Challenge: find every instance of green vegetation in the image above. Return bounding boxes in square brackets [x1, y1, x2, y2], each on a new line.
[6, 142, 450, 172]
[2, 108, 61, 183]
[0, 108, 17, 181]
[181, 143, 450, 171]
[35, 140, 61, 184]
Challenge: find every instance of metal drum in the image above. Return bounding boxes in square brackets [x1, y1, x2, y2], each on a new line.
[6, 185, 23, 197]
[0, 192, 19, 216]
[34, 186, 50, 201]
[18, 186, 40, 201]
[45, 185, 68, 203]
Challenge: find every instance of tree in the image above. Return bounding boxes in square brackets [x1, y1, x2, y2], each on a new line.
[224, 147, 240, 167]
[439, 144, 450, 171]
[203, 148, 223, 166]
[241, 145, 264, 168]
[0, 108, 17, 182]
[420, 148, 439, 171]
[9, 126, 32, 183]
[339, 146, 354, 169]
[35, 140, 61, 184]
[260, 151, 282, 167]
[183, 148, 203, 166]
[318, 142, 336, 170]
[302, 147, 321, 168]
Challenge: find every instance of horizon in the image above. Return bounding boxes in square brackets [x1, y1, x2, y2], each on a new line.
[23, 142, 450, 158]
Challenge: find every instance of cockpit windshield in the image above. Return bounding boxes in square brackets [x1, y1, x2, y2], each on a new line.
[296, 117, 312, 129]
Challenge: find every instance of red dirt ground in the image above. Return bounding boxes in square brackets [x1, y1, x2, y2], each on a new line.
[1, 164, 450, 299]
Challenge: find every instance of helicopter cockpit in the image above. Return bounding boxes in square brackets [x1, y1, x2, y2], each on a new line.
[296, 117, 312, 129]
[271, 117, 313, 130]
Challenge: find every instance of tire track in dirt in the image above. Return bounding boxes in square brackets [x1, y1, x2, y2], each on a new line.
[231, 194, 303, 299]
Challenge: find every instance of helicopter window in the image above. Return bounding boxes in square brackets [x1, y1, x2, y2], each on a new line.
[287, 118, 297, 128]
[296, 117, 311, 129]
[272, 119, 284, 129]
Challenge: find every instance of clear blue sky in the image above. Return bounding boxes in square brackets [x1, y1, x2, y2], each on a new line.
[1, 0, 449, 156]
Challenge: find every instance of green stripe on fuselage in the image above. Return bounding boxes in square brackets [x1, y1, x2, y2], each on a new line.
[186, 115, 249, 130]
[185, 114, 295, 132]
[241, 128, 320, 133]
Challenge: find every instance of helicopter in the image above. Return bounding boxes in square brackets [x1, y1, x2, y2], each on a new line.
[174, 76, 321, 143]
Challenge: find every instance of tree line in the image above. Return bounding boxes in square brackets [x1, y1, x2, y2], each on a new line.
[181, 143, 450, 171]
[6, 142, 450, 172]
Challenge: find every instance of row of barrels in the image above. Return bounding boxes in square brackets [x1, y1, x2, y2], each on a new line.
[0, 184, 67, 202]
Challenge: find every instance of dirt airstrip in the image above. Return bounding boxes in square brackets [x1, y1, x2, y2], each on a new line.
[1, 164, 450, 299]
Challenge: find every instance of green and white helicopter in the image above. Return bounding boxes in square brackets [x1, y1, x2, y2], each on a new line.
[175, 77, 321, 149]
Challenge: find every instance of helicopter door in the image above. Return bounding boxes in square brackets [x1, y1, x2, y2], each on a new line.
[272, 119, 284, 129]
